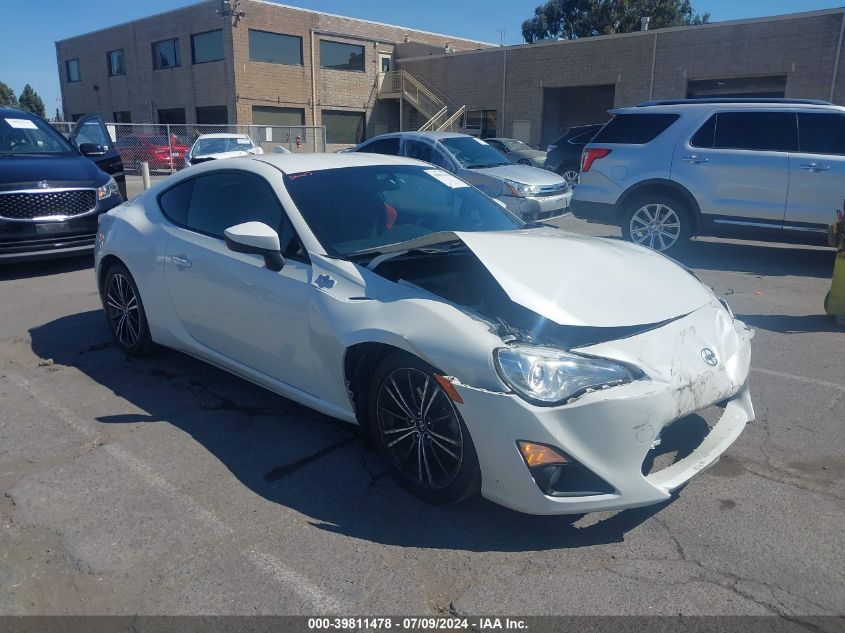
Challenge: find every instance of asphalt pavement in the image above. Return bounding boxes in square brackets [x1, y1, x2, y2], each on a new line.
[0, 216, 843, 619]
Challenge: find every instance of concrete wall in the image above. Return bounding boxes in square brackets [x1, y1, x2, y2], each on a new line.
[399, 9, 845, 148]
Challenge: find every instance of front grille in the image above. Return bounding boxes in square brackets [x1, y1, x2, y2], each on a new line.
[532, 183, 569, 198]
[0, 189, 97, 221]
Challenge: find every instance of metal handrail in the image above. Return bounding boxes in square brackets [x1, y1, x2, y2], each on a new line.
[436, 105, 466, 132]
[418, 106, 448, 131]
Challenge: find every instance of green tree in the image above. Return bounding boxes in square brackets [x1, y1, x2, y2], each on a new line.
[522, 0, 709, 43]
[18, 84, 45, 117]
[0, 80, 18, 107]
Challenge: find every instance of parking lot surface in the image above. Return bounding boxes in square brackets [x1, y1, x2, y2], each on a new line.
[1, 216, 843, 618]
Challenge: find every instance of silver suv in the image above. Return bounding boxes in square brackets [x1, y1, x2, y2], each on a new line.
[572, 98, 844, 252]
[351, 132, 571, 220]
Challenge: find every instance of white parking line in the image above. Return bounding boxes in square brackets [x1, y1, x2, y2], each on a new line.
[6, 372, 349, 614]
[752, 366, 845, 393]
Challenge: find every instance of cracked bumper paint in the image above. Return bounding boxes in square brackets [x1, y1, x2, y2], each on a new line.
[451, 303, 754, 515]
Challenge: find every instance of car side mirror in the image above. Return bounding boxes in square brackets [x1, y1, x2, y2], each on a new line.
[224, 221, 285, 271]
[78, 142, 106, 157]
[247, 146, 264, 155]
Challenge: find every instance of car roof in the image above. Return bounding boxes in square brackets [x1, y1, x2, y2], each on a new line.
[0, 106, 36, 118]
[253, 152, 429, 172]
[366, 131, 475, 141]
[612, 101, 845, 115]
[194, 133, 251, 140]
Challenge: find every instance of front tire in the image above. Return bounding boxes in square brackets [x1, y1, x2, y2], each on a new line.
[102, 263, 153, 356]
[368, 351, 480, 505]
[621, 193, 691, 254]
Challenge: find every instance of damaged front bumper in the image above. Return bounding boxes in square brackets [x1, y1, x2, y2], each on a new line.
[450, 305, 754, 515]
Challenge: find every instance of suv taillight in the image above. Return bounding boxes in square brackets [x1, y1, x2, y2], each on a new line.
[581, 148, 612, 173]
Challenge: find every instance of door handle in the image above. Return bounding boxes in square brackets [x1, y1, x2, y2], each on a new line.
[171, 255, 192, 268]
[799, 163, 830, 172]
[682, 155, 709, 164]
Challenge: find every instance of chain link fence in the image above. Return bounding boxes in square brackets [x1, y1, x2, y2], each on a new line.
[53, 121, 327, 173]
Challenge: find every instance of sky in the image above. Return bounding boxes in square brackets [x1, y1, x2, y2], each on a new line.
[1, 0, 842, 119]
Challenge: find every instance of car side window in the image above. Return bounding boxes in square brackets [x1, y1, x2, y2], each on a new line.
[186, 172, 282, 239]
[358, 137, 400, 155]
[279, 215, 309, 263]
[797, 113, 845, 155]
[158, 179, 194, 225]
[713, 112, 798, 152]
[404, 139, 432, 163]
[690, 115, 716, 148]
[430, 148, 453, 171]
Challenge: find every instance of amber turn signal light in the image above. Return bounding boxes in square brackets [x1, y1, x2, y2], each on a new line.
[433, 374, 464, 404]
[517, 441, 568, 468]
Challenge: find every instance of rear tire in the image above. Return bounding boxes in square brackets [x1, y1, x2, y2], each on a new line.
[368, 351, 480, 505]
[102, 262, 154, 356]
[621, 193, 691, 254]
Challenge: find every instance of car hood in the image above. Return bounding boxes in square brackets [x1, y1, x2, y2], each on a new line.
[0, 154, 105, 190]
[362, 228, 711, 327]
[472, 163, 563, 185]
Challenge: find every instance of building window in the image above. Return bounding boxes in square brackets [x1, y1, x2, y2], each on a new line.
[107, 50, 125, 76]
[158, 108, 186, 124]
[687, 75, 787, 99]
[248, 30, 303, 65]
[152, 38, 181, 70]
[322, 110, 365, 144]
[465, 109, 497, 139]
[113, 111, 131, 123]
[66, 59, 80, 82]
[192, 30, 224, 64]
[196, 105, 228, 124]
[320, 40, 364, 72]
[252, 105, 305, 127]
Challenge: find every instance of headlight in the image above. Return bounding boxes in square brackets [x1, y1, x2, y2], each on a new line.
[495, 345, 638, 406]
[503, 179, 541, 198]
[97, 177, 119, 200]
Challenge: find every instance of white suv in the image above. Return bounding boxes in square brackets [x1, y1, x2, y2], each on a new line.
[572, 98, 844, 252]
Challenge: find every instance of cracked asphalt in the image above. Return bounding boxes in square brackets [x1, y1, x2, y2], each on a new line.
[0, 215, 843, 621]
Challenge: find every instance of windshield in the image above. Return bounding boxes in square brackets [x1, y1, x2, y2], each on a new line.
[438, 137, 511, 169]
[0, 113, 75, 155]
[501, 139, 528, 151]
[193, 137, 253, 156]
[283, 165, 523, 256]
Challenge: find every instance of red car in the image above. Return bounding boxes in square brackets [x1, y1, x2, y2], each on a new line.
[114, 134, 189, 172]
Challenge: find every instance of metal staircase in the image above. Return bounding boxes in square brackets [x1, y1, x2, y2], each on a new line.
[378, 70, 466, 133]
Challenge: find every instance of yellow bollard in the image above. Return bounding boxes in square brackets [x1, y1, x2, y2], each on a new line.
[825, 210, 845, 323]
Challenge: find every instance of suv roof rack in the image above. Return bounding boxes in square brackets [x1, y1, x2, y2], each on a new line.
[636, 98, 833, 107]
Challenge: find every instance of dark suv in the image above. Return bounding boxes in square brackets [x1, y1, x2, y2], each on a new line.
[0, 109, 125, 262]
[544, 124, 605, 186]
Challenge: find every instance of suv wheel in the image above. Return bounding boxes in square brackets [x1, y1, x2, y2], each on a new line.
[560, 165, 580, 188]
[622, 194, 691, 253]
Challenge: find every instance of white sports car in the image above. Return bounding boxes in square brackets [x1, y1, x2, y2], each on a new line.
[187, 133, 263, 166]
[94, 153, 754, 515]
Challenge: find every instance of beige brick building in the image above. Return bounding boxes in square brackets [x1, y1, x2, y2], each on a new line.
[55, 0, 488, 144]
[57, 4, 845, 149]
